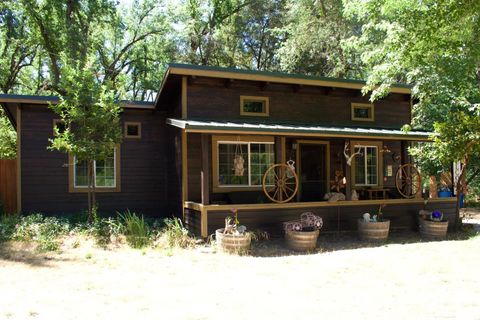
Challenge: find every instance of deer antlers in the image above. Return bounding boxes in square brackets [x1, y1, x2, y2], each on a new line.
[344, 142, 363, 166]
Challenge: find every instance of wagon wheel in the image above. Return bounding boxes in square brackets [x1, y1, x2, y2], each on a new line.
[395, 164, 422, 199]
[262, 163, 299, 203]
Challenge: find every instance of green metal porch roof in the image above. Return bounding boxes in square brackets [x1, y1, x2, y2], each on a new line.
[167, 118, 433, 141]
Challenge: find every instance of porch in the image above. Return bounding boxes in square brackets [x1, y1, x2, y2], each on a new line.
[168, 119, 457, 237]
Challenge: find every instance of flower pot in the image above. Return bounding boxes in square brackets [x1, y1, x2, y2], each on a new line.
[215, 228, 251, 253]
[438, 190, 452, 197]
[285, 229, 319, 251]
[357, 219, 390, 241]
[419, 219, 448, 239]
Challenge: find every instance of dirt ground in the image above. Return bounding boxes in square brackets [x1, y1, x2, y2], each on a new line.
[1, 209, 480, 320]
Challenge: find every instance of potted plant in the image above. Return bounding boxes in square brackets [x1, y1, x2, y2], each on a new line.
[215, 208, 251, 253]
[283, 212, 323, 251]
[418, 209, 449, 239]
[357, 203, 390, 241]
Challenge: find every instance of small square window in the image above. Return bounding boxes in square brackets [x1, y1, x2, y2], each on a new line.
[351, 103, 374, 121]
[124, 122, 141, 138]
[53, 119, 66, 136]
[240, 96, 269, 116]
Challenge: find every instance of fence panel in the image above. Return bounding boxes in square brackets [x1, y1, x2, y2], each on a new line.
[0, 159, 17, 214]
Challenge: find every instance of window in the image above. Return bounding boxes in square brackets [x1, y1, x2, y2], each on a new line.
[351, 103, 374, 121]
[240, 96, 269, 116]
[212, 136, 275, 191]
[354, 145, 379, 186]
[68, 146, 121, 192]
[124, 122, 141, 138]
[52, 119, 66, 136]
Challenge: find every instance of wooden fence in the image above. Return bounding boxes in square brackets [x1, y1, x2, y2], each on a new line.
[0, 159, 17, 214]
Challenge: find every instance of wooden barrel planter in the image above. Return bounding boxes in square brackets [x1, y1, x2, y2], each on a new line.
[357, 219, 390, 241]
[215, 229, 251, 253]
[419, 219, 449, 239]
[285, 229, 320, 251]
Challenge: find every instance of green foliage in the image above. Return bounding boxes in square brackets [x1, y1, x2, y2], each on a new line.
[278, 0, 364, 78]
[87, 217, 124, 247]
[156, 217, 196, 249]
[0, 109, 16, 159]
[0, 213, 69, 251]
[118, 210, 150, 248]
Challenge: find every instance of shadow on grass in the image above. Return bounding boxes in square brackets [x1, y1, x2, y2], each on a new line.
[249, 223, 480, 258]
[0, 242, 71, 267]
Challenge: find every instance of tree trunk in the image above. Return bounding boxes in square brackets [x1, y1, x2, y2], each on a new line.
[87, 161, 92, 222]
[454, 157, 468, 230]
[429, 175, 438, 199]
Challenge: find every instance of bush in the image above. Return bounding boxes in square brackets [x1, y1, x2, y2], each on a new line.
[118, 210, 150, 248]
[155, 217, 196, 249]
[87, 217, 124, 247]
[1, 213, 70, 251]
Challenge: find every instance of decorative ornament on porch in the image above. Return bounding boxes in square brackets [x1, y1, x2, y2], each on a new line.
[283, 212, 323, 251]
[395, 164, 422, 199]
[344, 142, 363, 166]
[262, 162, 299, 203]
[418, 207, 448, 239]
[216, 208, 251, 253]
[233, 138, 245, 177]
[358, 203, 390, 241]
[330, 170, 346, 193]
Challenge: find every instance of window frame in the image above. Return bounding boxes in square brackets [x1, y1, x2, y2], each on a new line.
[351, 103, 375, 122]
[351, 141, 383, 188]
[212, 135, 275, 192]
[68, 145, 121, 193]
[240, 95, 270, 117]
[124, 122, 142, 139]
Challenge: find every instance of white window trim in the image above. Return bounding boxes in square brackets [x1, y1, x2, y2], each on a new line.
[73, 149, 117, 188]
[354, 145, 379, 186]
[217, 140, 275, 188]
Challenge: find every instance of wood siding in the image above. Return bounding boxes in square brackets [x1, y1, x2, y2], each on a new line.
[20, 104, 169, 216]
[186, 77, 411, 129]
[0, 159, 17, 214]
[202, 201, 457, 237]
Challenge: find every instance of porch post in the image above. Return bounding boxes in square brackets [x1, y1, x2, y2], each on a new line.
[201, 133, 210, 205]
[345, 139, 352, 200]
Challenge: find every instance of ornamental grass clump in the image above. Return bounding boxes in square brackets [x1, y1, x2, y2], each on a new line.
[118, 210, 150, 249]
[154, 217, 196, 249]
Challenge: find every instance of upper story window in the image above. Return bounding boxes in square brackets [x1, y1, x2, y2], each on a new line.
[124, 122, 141, 138]
[240, 96, 269, 117]
[351, 103, 374, 122]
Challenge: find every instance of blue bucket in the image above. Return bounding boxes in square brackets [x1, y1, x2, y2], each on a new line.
[438, 190, 452, 198]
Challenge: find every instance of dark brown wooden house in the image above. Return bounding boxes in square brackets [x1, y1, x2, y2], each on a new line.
[1, 64, 457, 236]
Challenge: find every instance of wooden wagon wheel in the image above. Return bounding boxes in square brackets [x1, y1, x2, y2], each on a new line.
[395, 164, 422, 199]
[262, 163, 299, 203]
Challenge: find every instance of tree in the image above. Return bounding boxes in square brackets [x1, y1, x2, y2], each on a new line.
[345, 0, 480, 226]
[0, 109, 16, 159]
[277, 0, 364, 78]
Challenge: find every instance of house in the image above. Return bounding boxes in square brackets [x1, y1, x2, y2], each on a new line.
[0, 64, 457, 236]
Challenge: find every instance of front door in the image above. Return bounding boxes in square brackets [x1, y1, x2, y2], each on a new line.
[298, 142, 329, 202]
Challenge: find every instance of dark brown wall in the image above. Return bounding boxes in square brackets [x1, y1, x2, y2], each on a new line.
[203, 201, 457, 236]
[187, 77, 411, 129]
[20, 104, 170, 217]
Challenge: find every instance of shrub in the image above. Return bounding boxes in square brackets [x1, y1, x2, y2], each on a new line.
[155, 217, 196, 249]
[88, 217, 124, 247]
[2, 213, 70, 251]
[118, 210, 150, 248]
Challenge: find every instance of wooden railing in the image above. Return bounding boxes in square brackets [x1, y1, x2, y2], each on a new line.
[0, 159, 17, 214]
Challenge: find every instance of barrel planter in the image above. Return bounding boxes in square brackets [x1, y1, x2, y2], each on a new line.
[285, 229, 320, 251]
[215, 228, 251, 253]
[357, 219, 390, 241]
[419, 219, 449, 239]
